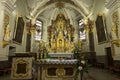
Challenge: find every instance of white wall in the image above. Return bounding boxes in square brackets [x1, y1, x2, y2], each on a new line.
[105, 0, 120, 60]
[90, 0, 111, 56]
[0, 0, 15, 61]
[90, 0, 120, 60]
[0, 0, 30, 61]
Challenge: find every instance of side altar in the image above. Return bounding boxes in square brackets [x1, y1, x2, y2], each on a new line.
[36, 13, 81, 80]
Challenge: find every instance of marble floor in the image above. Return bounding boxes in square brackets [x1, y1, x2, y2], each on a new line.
[0, 68, 120, 80]
[89, 68, 120, 80]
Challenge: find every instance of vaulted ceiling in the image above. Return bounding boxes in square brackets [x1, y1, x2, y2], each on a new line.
[15, 0, 95, 23]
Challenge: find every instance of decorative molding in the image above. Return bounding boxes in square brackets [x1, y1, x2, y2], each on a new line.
[106, 0, 120, 9]
[111, 40, 120, 47]
[1, 0, 15, 12]
[11, 57, 33, 79]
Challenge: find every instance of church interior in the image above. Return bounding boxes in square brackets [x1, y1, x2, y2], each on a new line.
[0, 0, 120, 80]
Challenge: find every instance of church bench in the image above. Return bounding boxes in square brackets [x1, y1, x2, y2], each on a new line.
[0, 67, 11, 75]
[0, 61, 11, 75]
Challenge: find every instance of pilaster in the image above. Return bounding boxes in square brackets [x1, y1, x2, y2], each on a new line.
[106, 0, 120, 60]
[0, 0, 15, 61]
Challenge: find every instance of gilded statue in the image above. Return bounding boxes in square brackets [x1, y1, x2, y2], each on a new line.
[57, 39, 62, 52]
[51, 40, 56, 50]
[2, 14, 11, 48]
[69, 42, 75, 52]
[78, 40, 83, 49]
[111, 11, 119, 39]
[65, 39, 69, 51]
[111, 23, 119, 39]
[39, 41, 44, 51]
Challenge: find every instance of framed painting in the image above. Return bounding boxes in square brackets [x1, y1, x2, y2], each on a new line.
[11, 57, 33, 79]
[95, 14, 108, 44]
[13, 16, 25, 44]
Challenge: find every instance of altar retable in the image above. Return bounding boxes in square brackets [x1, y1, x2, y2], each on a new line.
[36, 13, 80, 80]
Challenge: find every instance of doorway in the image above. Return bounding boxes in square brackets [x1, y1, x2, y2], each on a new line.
[105, 47, 113, 66]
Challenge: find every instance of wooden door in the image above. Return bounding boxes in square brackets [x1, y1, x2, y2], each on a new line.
[105, 47, 113, 66]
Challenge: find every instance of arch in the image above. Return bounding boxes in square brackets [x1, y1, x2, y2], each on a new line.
[32, 2, 88, 19]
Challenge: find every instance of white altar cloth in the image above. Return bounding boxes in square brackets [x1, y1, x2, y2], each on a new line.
[37, 59, 78, 64]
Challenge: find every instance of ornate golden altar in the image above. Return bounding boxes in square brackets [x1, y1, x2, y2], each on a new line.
[47, 13, 75, 53]
[36, 13, 80, 80]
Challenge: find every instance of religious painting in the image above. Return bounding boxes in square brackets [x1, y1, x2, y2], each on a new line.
[95, 14, 108, 44]
[11, 57, 33, 79]
[13, 16, 25, 44]
[2, 13, 11, 48]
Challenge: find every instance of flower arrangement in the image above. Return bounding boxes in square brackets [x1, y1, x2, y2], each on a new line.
[73, 45, 91, 80]
[74, 54, 91, 80]
[78, 56, 90, 73]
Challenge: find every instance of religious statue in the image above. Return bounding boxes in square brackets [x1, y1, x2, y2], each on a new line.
[2, 14, 11, 48]
[111, 22, 119, 39]
[39, 41, 44, 51]
[111, 11, 119, 39]
[78, 40, 83, 49]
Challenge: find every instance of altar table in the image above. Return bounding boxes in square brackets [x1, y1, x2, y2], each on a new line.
[36, 59, 78, 80]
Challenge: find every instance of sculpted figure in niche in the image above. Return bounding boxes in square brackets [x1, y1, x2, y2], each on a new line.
[111, 22, 119, 39]
[65, 39, 69, 51]
[57, 39, 64, 52]
[3, 14, 11, 42]
[2, 14, 11, 48]
[111, 11, 119, 39]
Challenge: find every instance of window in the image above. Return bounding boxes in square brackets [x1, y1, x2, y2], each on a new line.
[79, 19, 86, 40]
[35, 20, 42, 41]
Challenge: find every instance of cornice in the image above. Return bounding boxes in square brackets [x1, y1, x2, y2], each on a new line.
[106, 0, 120, 9]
